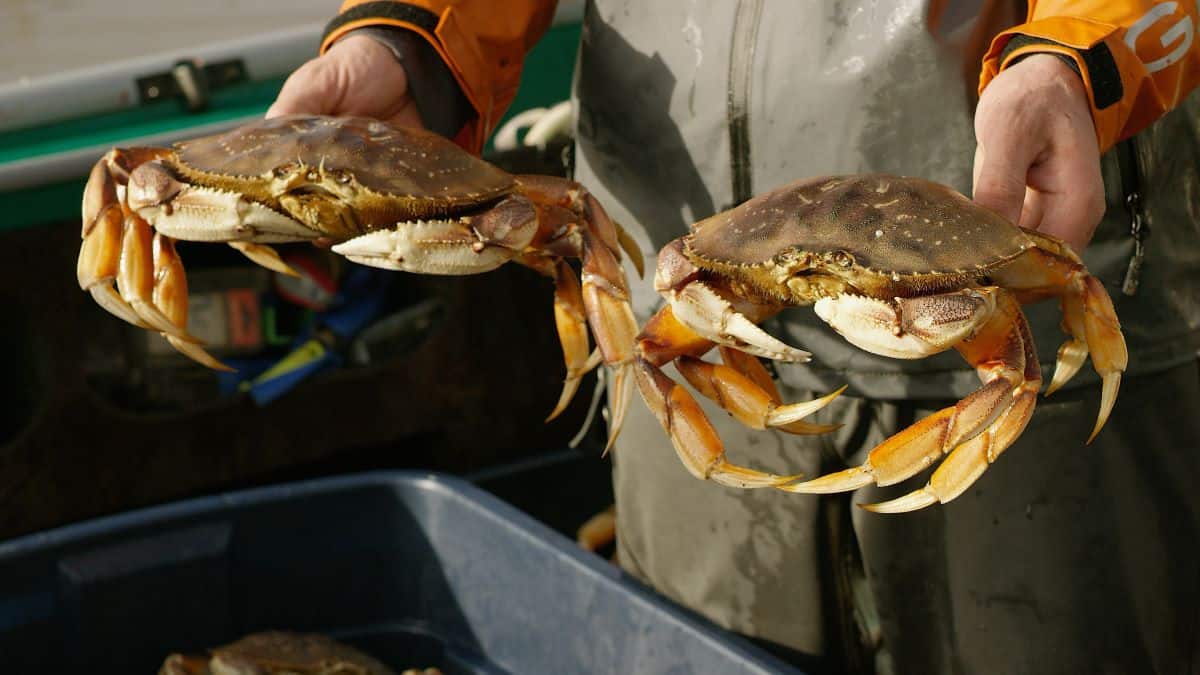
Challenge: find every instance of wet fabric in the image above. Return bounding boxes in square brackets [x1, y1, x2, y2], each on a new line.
[573, 0, 1200, 669]
[613, 360, 1200, 672]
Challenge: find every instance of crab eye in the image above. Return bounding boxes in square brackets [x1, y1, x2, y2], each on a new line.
[272, 165, 292, 178]
[774, 249, 809, 266]
[831, 251, 853, 267]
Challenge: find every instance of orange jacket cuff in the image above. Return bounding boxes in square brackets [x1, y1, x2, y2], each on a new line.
[979, 18, 1132, 152]
[321, 10, 488, 154]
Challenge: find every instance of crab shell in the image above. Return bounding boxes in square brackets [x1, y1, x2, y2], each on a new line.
[683, 174, 1034, 302]
[158, 631, 399, 674]
[135, 115, 516, 241]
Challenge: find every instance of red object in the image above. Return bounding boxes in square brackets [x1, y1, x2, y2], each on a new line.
[225, 289, 262, 348]
[273, 250, 339, 310]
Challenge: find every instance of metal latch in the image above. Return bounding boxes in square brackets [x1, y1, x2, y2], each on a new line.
[136, 59, 247, 112]
[1115, 138, 1147, 297]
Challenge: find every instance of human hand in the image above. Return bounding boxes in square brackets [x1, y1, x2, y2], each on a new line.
[972, 54, 1105, 253]
[266, 34, 426, 129]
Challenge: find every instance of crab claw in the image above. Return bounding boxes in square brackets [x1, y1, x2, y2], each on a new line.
[669, 281, 810, 362]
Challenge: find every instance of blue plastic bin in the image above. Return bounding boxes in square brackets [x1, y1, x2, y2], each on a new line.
[0, 471, 801, 673]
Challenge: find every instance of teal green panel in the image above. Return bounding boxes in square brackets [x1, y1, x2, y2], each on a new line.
[0, 22, 580, 232]
[0, 77, 288, 165]
[0, 78, 288, 233]
[486, 22, 580, 152]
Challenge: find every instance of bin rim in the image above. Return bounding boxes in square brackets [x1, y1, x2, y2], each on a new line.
[0, 469, 799, 673]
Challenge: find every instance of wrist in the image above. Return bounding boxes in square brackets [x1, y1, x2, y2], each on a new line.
[337, 26, 473, 140]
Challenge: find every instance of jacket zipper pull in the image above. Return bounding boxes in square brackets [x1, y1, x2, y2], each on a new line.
[1115, 138, 1146, 296]
[1121, 191, 1146, 296]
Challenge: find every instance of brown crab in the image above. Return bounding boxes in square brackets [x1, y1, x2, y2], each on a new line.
[158, 631, 422, 674]
[78, 114, 640, 445]
[634, 174, 1127, 512]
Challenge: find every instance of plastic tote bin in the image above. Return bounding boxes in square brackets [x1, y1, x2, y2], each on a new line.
[0, 471, 801, 674]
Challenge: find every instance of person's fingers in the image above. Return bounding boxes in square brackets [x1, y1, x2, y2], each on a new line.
[265, 35, 420, 125]
[266, 59, 340, 118]
[972, 54, 1104, 251]
[971, 136, 1034, 226]
[1025, 145, 1106, 251]
[1016, 186, 1044, 231]
[383, 100, 426, 130]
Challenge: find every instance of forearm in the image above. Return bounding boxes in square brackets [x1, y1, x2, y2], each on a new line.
[979, 0, 1200, 152]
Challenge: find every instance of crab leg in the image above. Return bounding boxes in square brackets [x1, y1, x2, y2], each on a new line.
[860, 305, 1042, 512]
[516, 175, 640, 451]
[676, 349, 845, 434]
[79, 149, 170, 329]
[79, 149, 229, 369]
[635, 308, 799, 487]
[783, 288, 1040, 511]
[991, 238, 1127, 441]
[634, 303, 841, 487]
[519, 255, 603, 423]
[228, 242, 300, 277]
[153, 234, 233, 371]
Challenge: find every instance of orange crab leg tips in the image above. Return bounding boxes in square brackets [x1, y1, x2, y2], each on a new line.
[787, 289, 1040, 511]
[862, 381, 1039, 513]
[154, 235, 233, 372]
[634, 358, 799, 488]
[675, 356, 844, 433]
[229, 242, 300, 277]
[1077, 274, 1126, 442]
[992, 248, 1126, 441]
[546, 260, 593, 423]
[116, 211, 198, 341]
[1046, 279, 1089, 396]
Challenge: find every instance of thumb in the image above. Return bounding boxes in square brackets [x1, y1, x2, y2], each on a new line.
[971, 141, 1031, 226]
[266, 59, 340, 118]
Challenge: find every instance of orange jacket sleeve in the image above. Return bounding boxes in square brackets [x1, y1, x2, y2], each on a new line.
[321, 0, 558, 154]
[979, 1, 1200, 153]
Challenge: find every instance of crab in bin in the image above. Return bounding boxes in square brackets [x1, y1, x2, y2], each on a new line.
[77, 114, 641, 447]
[632, 174, 1126, 512]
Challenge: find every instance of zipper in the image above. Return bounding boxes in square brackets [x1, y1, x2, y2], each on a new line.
[727, 0, 764, 208]
[1115, 137, 1147, 296]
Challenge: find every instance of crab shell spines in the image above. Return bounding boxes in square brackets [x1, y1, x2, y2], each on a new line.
[168, 115, 516, 233]
[685, 174, 1033, 301]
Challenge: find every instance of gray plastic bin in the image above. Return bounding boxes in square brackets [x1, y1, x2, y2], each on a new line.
[0, 471, 800, 674]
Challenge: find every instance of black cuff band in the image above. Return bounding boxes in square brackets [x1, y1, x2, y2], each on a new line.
[344, 26, 474, 140]
[999, 34, 1123, 110]
[322, 1, 440, 45]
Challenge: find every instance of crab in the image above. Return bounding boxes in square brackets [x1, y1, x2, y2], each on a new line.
[78, 114, 641, 446]
[158, 631, 414, 674]
[634, 174, 1127, 512]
